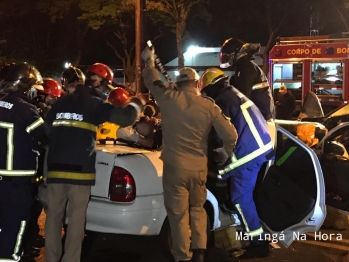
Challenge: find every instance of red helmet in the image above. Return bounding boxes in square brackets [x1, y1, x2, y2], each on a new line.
[42, 78, 62, 97]
[108, 88, 130, 107]
[87, 63, 114, 84]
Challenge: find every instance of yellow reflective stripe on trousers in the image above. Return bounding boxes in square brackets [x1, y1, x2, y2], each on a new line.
[52, 120, 97, 132]
[0, 122, 14, 170]
[0, 221, 27, 261]
[252, 82, 269, 90]
[246, 227, 264, 237]
[12, 221, 26, 261]
[218, 142, 273, 175]
[26, 117, 44, 133]
[0, 170, 36, 176]
[235, 204, 264, 237]
[48, 171, 96, 180]
[0, 257, 20, 261]
[235, 204, 250, 232]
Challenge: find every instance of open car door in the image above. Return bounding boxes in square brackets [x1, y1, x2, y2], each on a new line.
[255, 124, 326, 247]
[318, 122, 349, 214]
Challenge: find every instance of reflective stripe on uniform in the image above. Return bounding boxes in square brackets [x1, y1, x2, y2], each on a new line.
[0, 122, 14, 170]
[12, 221, 26, 261]
[219, 142, 273, 175]
[0, 257, 20, 261]
[52, 120, 97, 132]
[0, 221, 27, 261]
[48, 171, 96, 180]
[235, 204, 264, 237]
[252, 82, 269, 90]
[0, 170, 36, 176]
[235, 204, 250, 232]
[26, 117, 44, 133]
[218, 100, 272, 175]
[241, 101, 264, 147]
[247, 227, 264, 237]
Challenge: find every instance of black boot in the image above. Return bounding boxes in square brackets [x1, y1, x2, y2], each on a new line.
[191, 249, 206, 262]
[179, 249, 206, 262]
[239, 240, 270, 259]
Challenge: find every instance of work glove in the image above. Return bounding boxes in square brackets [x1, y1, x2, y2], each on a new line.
[213, 147, 230, 167]
[141, 47, 155, 67]
[37, 102, 51, 120]
[127, 96, 146, 116]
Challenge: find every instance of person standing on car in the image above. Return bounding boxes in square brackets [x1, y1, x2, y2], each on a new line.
[0, 62, 46, 261]
[275, 85, 296, 120]
[141, 46, 238, 262]
[44, 62, 145, 262]
[200, 68, 274, 258]
[220, 38, 276, 145]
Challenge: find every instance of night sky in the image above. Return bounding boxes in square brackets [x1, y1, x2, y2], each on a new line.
[1, 0, 346, 72]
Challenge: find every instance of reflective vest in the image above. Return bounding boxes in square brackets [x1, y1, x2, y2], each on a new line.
[46, 86, 114, 186]
[0, 91, 45, 176]
[218, 88, 274, 179]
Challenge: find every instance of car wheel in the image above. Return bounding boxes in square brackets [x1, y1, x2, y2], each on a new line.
[159, 211, 212, 254]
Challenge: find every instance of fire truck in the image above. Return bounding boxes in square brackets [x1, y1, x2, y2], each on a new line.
[269, 34, 349, 113]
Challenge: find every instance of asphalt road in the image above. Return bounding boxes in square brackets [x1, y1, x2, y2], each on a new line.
[32, 208, 349, 262]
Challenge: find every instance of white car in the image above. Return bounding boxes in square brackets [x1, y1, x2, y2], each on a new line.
[86, 124, 326, 248]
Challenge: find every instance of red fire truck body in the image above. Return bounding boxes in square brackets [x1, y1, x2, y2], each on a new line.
[269, 35, 349, 112]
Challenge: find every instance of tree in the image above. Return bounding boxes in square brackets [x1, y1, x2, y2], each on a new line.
[79, 0, 137, 82]
[232, 0, 309, 75]
[147, 0, 211, 69]
[36, 0, 89, 66]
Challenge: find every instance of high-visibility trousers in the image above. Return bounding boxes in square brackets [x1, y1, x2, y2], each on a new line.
[229, 163, 264, 241]
[0, 177, 33, 260]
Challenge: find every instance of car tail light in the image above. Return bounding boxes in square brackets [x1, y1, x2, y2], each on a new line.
[109, 167, 136, 202]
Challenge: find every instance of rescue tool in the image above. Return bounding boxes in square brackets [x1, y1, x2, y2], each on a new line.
[147, 40, 173, 83]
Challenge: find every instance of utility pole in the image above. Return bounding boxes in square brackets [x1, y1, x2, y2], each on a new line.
[135, 0, 141, 94]
[310, 3, 319, 36]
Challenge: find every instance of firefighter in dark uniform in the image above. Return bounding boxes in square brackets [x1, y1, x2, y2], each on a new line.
[61, 66, 86, 94]
[0, 63, 16, 98]
[220, 38, 276, 145]
[44, 62, 144, 262]
[22, 78, 63, 259]
[0, 62, 46, 261]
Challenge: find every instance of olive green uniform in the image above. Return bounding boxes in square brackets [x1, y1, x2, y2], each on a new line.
[142, 62, 238, 262]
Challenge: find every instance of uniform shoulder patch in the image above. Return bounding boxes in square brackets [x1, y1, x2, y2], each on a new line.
[201, 95, 215, 103]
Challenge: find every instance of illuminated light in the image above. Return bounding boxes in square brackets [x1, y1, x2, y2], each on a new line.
[64, 62, 71, 69]
[187, 45, 200, 56]
[175, 71, 179, 76]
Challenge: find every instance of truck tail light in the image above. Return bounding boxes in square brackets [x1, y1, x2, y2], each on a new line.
[109, 167, 136, 202]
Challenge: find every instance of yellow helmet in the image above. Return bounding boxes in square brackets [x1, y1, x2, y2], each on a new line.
[96, 122, 120, 141]
[199, 68, 228, 91]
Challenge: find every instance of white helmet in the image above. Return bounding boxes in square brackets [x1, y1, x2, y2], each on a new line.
[176, 67, 200, 82]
